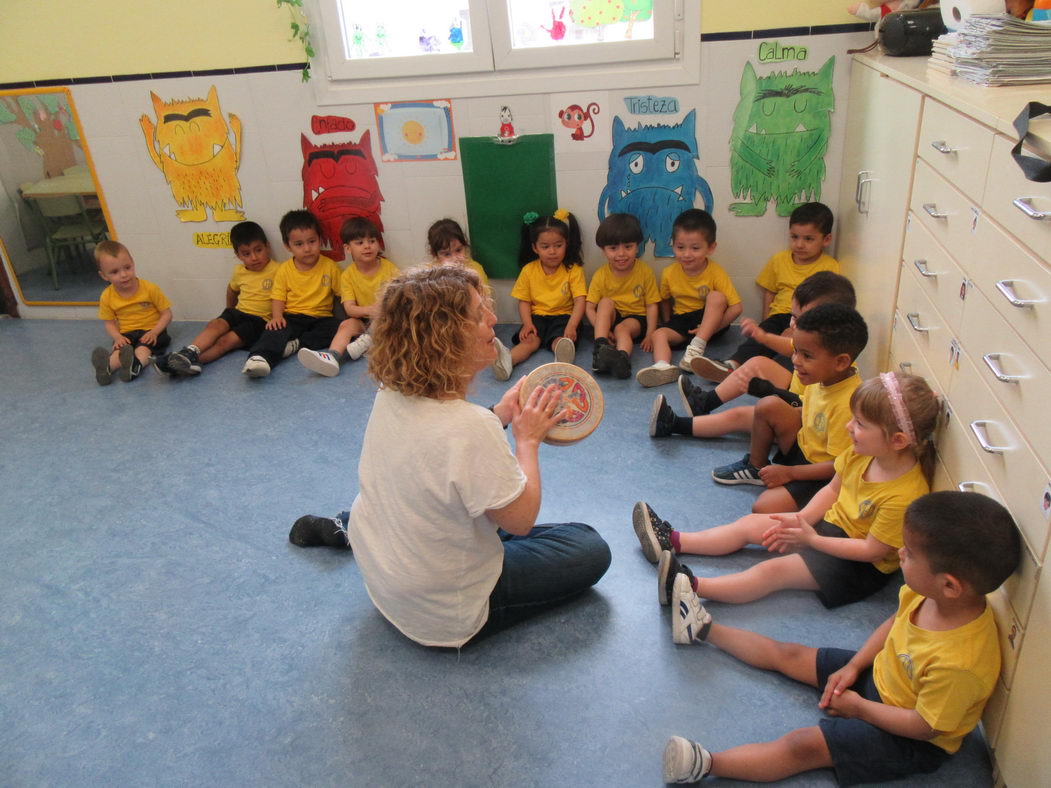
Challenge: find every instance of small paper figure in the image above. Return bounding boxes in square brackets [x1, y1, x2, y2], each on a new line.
[499, 106, 516, 139]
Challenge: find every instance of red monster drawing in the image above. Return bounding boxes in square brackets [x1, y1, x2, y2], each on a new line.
[543, 7, 567, 40]
[558, 102, 600, 141]
[301, 131, 383, 262]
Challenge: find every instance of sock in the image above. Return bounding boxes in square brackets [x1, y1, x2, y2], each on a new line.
[187, 344, 200, 354]
[595, 337, 609, 347]
[689, 336, 707, 353]
[653, 360, 673, 369]
[691, 576, 701, 594]
[748, 378, 802, 408]
[670, 529, 682, 553]
[699, 388, 723, 414]
[672, 416, 694, 436]
[289, 515, 351, 549]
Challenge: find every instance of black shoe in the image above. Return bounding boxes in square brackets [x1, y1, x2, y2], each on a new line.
[289, 514, 352, 549]
[649, 394, 676, 438]
[677, 374, 721, 416]
[153, 353, 176, 376]
[118, 345, 139, 382]
[748, 377, 802, 408]
[632, 501, 675, 564]
[91, 346, 113, 386]
[592, 338, 611, 373]
[658, 549, 696, 606]
[168, 346, 202, 376]
[608, 348, 631, 379]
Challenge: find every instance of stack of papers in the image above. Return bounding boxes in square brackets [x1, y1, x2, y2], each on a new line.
[927, 14, 1051, 86]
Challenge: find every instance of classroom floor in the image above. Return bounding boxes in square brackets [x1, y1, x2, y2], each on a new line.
[2, 319, 994, 787]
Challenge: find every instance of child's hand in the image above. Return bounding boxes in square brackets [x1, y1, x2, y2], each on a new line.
[758, 463, 793, 488]
[140, 330, 158, 346]
[563, 326, 577, 342]
[512, 383, 563, 446]
[492, 376, 526, 427]
[819, 663, 860, 710]
[640, 333, 655, 352]
[267, 316, 286, 330]
[519, 324, 537, 343]
[823, 688, 862, 719]
[740, 317, 765, 340]
[112, 335, 131, 350]
[762, 513, 815, 552]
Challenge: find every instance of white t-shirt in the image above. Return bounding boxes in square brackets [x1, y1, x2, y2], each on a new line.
[347, 388, 526, 647]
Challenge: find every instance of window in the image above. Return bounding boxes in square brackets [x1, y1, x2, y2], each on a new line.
[310, 0, 699, 105]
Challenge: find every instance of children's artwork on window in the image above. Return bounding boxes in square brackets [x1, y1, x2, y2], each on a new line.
[139, 86, 244, 223]
[337, 0, 472, 58]
[0, 93, 80, 178]
[374, 100, 456, 162]
[509, 1, 654, 48]
[301, 131, 383, 262]
[597, 109, 713, 258]
[729, 57, 835, 218]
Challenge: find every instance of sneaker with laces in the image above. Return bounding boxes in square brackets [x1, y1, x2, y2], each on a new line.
[553, 336, 575, 364]
[91, 346, 113, 386]
[663, 736, 713, 784]
[288, 514, 351, 549]
[672, 573, 713, 645]
[631, 500, 674, 564]
[347, 333, 373, 360]
[678, 341, 707, 372]
[152, 353, 176, 377]
[168, 346, 201, 376]
[282, 338, 300, 359]
[712, 454, 763, 486]
[492, 338, 513, 381]
[298, 347, 341, 377]
[691, 356, 736, 383]
[677, 375, 705, 417]
[649, 394, 676, 438]
[592, 340, 613, 373]
[636, 363, 681, 388]
[609, 347, 631, 379]
[118, 344, 140, 382]
[658, 549, 696, 606]
[242, 355, 271, 378]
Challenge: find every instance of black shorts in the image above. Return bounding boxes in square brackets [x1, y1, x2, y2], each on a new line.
[774, 353, 793, 372]
[771, 441, 827, 509]
[660, 309, 704, 342]
[512, 313, 570, 349]
[801, 521, 897, 608]
[612, 311, 649, 337]
[217, 308, 267, 346]
[121, 329, 171, 353]
[816, 647, 949, 785]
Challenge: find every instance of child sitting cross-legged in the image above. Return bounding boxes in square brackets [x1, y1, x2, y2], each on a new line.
[635, 372, 940, 608]
[660, 490, 1021, 785]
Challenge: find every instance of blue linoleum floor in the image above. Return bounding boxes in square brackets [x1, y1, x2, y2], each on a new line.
[1, 320, 993, 787]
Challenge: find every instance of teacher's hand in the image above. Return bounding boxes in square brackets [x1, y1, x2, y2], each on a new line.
[512, 383, 562, 446]
[492, 376, 526, 427]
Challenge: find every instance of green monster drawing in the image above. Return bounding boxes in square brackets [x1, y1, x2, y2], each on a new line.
[729, 57, 835, 218]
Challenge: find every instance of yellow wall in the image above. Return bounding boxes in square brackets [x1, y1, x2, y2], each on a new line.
[0, 1, 858, 82]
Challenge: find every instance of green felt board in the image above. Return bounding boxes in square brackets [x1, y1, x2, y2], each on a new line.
[460, 134, 557, 279]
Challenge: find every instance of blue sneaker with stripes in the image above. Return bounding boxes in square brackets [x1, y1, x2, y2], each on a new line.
[711, 454, 763, 486]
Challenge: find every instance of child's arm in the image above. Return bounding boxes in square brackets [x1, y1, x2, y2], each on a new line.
[584, 300, 599, 328]
[140, 308, 173, 346]
[639, 302, 659, 351]
[758, 458, 834, 488]
[517, 301, 537, 342]
[761, 289, 775, 319]
[343, 298, 373, 319]
[740, 317, 793, 355]
[821, 613, 893, 705]
[564, 296, 586, 342]
[764, 511, 895, 563]
[226, 287, 238, 310]
[103, 319, 129, 348]
[659, 298, 673, 324]
[266, 299, 286, 330]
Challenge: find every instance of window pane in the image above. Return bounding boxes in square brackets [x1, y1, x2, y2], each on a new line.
[338, 1, 473, 59]
[506, 0, 654, 50]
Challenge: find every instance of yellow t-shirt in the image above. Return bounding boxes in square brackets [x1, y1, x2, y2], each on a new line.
[824, 448, 929, 573]
[789, 370, 804, 396]
[426, 258, 489, 288]
[98, 279, 171, 333]
[756, 250, 840, 316]
[510, 260, 587, 316]
[340, 257, 400, 308]
[229, 260, 280, 320]
[796, 370, 860, 464]
[659, 259, 742, 314]
[271, 256, 341, 317]
[874, 586, 1000, 754]
[586, 260, 660, 316]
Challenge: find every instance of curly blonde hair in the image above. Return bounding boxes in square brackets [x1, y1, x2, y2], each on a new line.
[368, 264, 483, 399]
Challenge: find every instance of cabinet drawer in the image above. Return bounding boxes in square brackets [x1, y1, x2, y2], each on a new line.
[959, 284, 1051, 472]
[911, 159, 979, 271]
[989, 589, 1026, 689]
[948, 348, 1051, 560]
[902, 215, 968, 337]
[970, 213, 1051, 368]
[918, 99, 994, 204]
[895, 263, 956, 391]
[983, 135, 1051, 259]
[983, 677, 1010, 750]
[889, 309, 939, 386]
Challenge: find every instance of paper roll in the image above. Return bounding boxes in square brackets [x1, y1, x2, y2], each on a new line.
[941, 0, 1006, 31]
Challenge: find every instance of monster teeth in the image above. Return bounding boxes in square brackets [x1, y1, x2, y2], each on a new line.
[317, 185, 325, 195]
[621, 189, 630, 198]
[163, 144, 174, 159]
[674, 186, 683, 197]
[794, 123, 807, 132]
[212, 143, 222, 156]
[747, 124, 758, 134]
[311, 189, 318, 202]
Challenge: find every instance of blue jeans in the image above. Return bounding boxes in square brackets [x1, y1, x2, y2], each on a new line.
[471, 522, 611, 641]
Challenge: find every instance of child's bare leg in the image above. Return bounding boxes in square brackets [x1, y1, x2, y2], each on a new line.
[511, 335, 541, 364]
[691, 405, 754, 438]
[650, 327, 679, 364]
[706, 621, 819, 685]
[189, 318, 232, 353]
[613, 317, 641, 353]
[696, 553, 818, 603]
[134, 345, 152, 365]
[693, 291, 730, 342]
[198, 331, 244, 363]
[107, 348, 121, 371]
[754, 486, 799, 514]
[329, 318, 365, 357]
[592, 298, 616, 340]
[710, 728, 832, 781]
[748, 396, 801, 468]
[715, 356, 793, 405]
[678, 513, 775, 555]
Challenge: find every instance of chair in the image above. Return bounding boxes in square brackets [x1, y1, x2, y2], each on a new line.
[33, 195, 109, 289]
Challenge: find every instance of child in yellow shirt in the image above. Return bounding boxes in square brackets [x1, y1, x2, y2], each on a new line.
[90, 240, 172, 385]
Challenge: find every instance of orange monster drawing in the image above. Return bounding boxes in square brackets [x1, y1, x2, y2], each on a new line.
[139, 86, 245, 222]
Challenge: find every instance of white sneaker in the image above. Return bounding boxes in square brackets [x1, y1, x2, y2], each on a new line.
[347, 333, 373, 361]
[242, 355, 271, 378]
[671, 573, 712, 645]
[663, 736, 713, 784]
[636, 363, 682, 388]
[492, 339, 513, 381]
[553, 336, 575, 364]
[298, 347, 340, 377]
[690, 356, 735, 383]
[282, 338, 300, 359]
[679, 340, 707, 372]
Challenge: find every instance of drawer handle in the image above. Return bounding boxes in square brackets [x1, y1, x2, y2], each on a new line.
[995, 280, 1040, 308]
[930, 140, 957, 154]
[858, 177, 875, 215]
[958, 481, 993, 495]
[906, 312, 932, 333]
[969, 420, 1009, 454]
[923, 203, 949, 219]
[1012, 197, 1051, 221]
[899, 361, 913, 373]
[854, 170, 871, 205]
[913, 259, 939, 278]
[982, 353, 1024, 383]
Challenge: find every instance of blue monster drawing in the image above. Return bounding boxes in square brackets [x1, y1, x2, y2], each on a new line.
[598, 109, 713, 257]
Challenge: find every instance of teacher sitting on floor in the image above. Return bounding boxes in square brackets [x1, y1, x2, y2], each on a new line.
[290, 264, 611, 647]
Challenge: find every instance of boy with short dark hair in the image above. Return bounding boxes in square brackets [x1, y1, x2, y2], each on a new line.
[162, 221, 278, 376]
[242, 210, 341, 378]
[693, 202, 839, 382]
[662, 491, 1022, 786]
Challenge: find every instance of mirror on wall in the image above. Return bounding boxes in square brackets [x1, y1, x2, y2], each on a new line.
[0, 87, 114, 305]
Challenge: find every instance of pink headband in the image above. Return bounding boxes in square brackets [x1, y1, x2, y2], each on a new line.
[880, 372, 917, 446]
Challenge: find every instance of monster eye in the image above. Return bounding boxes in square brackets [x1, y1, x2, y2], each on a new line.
[761, 100, 775, 117]
[629, 154, 644, 174]
[665, 154, 680, 173]
[794, 97, 808, 113]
